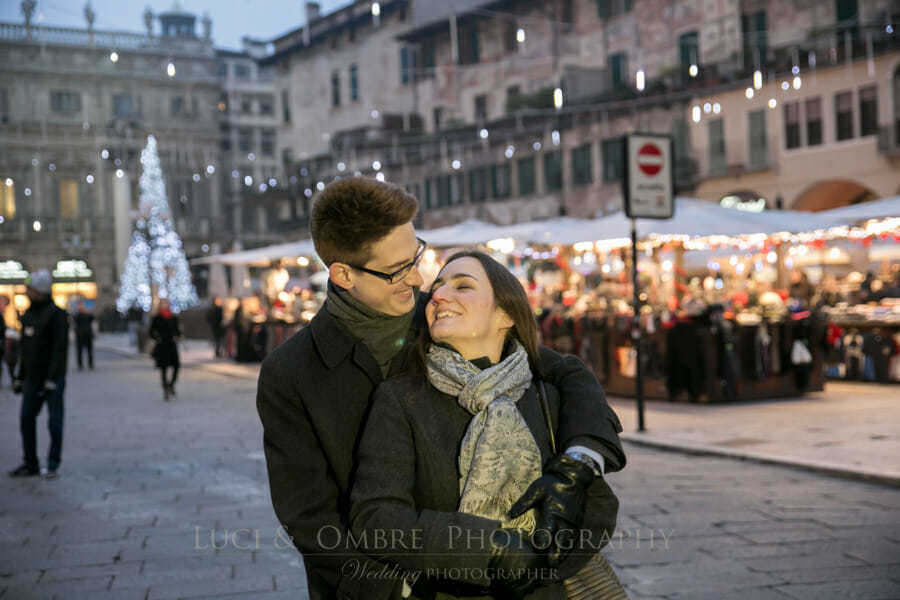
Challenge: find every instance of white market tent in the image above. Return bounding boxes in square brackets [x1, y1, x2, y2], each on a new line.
[815, 196, 900, 225]
[191, 239, 317, 266]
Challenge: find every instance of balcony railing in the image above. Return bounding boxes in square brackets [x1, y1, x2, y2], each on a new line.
[0, 22, 214, 56]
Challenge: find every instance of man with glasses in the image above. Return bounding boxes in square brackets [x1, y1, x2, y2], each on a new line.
[256, 177, 625, 600]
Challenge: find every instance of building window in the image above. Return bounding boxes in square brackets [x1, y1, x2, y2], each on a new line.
[859, 85, 878, 137]
[679, 31, 699, 76]
[0, 178, 14, 219]
[234, 64, 251, 79]
[0, 89, 7, 122]
[259, 94, 274, 116]
[60, 179, 79, 219]
[474, 95, 488, 122]
[435, 174, 451, 207]
[492, 164, 511, 198]
[424, 178, 434, 209]
[609, 53, 628, 88]
[602, 139, 624, 182]
[504, 21, 517, 53]
[400, 46, 412, 85]
[741, 11, 767, 71]
[597, 0, 632, 19]
[784, 102, 801, 149]
[112, 93, 136, 118]
[544, 151, 563, 191]
[50, 90, 81, 113]
[806, 97, 823, 146]
[458, 23, 480, 65]
[331, 71, 341, 107]
[561, 0, 574, 29]
[238, 128, 253, 153]
[708, 119, 726, 173]
[433, 107, 443, 131]
[748, 109, 767, 167]
[220, 124, 232, 152]
[349, 64, 359, 102]
[171, 96, 186, 117]
[261, 129, 275, 156]
[518, 156, 535, 196]
[571, 144, 593, 186]
[418, 39, 436, 80]
[282, 89, 291, 123]
[506, 86, 521, 112]
[835, 91, 854, 141]
[216, 62, 227, 77]
[468, 167, 489, 203]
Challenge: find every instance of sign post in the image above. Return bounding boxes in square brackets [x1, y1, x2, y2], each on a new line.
[623, 133, 675, 432]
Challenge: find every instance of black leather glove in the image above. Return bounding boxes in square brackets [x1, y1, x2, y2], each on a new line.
[508, 453, 596, 566]
[488, 529, 547, 599]
[12, 379, 23, 394]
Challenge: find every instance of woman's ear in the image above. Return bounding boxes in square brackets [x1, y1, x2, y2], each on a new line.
[495, 308, 514, 331]
[329, 262, 354, 291]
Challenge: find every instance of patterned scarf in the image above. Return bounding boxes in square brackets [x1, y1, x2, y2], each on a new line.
[426, 341, 541, 533]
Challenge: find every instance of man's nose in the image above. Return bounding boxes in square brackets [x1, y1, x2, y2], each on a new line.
[405, 264, 424, 287]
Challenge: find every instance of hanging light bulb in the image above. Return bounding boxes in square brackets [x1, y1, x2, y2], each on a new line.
[793, 76, 802, 89]
[553, 87, 563, 109]
[753, 70, 763, 89]
[635, 69, 645, 91]
[691, 105, 701, 122]
[745, 87, 754, 99]
[688, 64, 698, 77]
[167, 62, 176, 77]
[516, 28, 525, 43]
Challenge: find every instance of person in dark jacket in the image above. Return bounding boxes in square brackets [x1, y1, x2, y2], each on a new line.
[149, 299, 181, 400]
[206, 298, 225, 357]
[256, 178, 625, 600]
[72, 302, 95, 370]
[351, 251, 624, 599]
[0, 294, 8, 387]
[9, 270, 68, 479]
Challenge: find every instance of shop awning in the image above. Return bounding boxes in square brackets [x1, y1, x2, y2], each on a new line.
[815, 196, 900, 225]
[191, 239, 317, 266]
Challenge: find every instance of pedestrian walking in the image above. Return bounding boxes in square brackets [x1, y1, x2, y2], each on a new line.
[149, 299, 181, 401]
[0, 294, 8, 387]
[72, 302, 95, 370]
[206, 297, 225, 357]
[9, 270, 69, 480]
[256, 178, 625, 599]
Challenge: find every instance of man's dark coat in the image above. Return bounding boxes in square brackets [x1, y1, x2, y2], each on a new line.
[257, 304, 625, 600]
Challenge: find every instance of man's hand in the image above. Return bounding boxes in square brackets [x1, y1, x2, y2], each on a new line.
[508, 454, 596, 566]
[44, 380, 57, 392]
[488, 529, 548, 599]
[12, 379, 23, 394]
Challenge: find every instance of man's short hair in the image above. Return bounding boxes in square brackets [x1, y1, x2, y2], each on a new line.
[310, 177, 418, 266]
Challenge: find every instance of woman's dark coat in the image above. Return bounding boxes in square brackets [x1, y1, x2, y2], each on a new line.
[149, 314, 181, 368]
[350, 374, 620, 600]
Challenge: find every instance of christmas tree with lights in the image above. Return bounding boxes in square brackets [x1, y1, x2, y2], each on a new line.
[117, 135, 198, 313]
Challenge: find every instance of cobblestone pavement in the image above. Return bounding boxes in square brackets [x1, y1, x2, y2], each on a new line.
[1, 350, 898, 600]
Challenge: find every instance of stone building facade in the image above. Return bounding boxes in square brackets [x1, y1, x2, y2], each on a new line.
[0, 4, 228, 312]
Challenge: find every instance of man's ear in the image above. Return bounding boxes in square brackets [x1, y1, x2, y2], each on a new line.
[329, 262, 354, 291]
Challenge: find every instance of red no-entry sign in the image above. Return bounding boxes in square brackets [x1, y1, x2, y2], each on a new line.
[624, 133, 674, 219]
[637, 143, 663, 176]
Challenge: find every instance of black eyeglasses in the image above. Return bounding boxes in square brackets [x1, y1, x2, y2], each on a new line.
[347, 238, 427, 284]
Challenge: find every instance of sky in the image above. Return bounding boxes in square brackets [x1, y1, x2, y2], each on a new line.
[0, 0, 353, 50]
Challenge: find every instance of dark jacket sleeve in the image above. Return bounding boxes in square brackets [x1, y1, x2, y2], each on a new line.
[256, 356, 350, 584]
[350, 385, 503, 589]
[47, 308, 68, 383]
[538, 346, 626, 472]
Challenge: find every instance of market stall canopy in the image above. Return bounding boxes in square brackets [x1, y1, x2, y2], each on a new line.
[815, 196, 900, 226]
[418, 218, 510, 246]
[191, 239, 317, 266]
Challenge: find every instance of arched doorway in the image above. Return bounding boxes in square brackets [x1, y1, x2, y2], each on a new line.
[792, 179, 879, 212]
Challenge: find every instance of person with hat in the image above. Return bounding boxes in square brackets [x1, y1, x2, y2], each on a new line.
[9, 269, 69, 479]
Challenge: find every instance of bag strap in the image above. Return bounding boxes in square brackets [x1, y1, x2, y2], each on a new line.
[535, 379, 557, 455]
